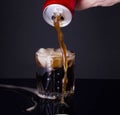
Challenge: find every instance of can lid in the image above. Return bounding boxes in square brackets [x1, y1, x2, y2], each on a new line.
[43, 4, 72, 27]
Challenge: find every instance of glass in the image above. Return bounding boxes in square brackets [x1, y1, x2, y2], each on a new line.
[35, 48, 75, 100]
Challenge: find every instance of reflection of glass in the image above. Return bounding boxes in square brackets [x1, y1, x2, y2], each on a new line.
[35, 48, 75, 100]
[34, 97, 74, 115]
[0, 83, 74, 115]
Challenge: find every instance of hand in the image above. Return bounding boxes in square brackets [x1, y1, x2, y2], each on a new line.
[75, 0, 120, 10]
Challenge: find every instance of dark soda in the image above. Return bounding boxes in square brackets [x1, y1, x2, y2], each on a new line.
[35, 48, 75, 98]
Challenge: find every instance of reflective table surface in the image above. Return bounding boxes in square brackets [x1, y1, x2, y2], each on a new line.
[0, 79, 120, 115]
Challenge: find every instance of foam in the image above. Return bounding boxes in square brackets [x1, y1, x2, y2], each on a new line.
[35, 48, 75, 69]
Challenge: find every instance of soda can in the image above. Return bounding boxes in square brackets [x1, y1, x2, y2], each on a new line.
[43, 0, 76, 27]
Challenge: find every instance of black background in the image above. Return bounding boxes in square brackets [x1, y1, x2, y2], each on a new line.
[0, 0, 120, 79]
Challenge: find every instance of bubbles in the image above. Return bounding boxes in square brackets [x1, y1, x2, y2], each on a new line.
[35, 48, 75, 68]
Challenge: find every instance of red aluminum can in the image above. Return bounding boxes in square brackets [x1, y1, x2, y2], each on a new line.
[43, 0, 76, 27]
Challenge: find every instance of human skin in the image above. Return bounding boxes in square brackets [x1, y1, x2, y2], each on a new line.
[75, 0, 120, 10]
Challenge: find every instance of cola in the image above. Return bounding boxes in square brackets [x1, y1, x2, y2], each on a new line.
[35, 48, 75, 98]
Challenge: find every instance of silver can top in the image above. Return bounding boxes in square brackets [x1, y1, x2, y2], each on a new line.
[43, 4, 72, 27]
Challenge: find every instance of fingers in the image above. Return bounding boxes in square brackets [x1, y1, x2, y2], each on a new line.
[75, 0, 94, 10]
[75, 0, 120, 10]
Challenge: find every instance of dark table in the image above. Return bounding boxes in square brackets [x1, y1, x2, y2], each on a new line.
[0, 79, 120, 115]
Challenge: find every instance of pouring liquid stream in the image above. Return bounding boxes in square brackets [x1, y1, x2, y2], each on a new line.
[54, 16, 68, 103]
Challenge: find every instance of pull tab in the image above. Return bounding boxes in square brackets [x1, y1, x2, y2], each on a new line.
[51, 14, 64, 23]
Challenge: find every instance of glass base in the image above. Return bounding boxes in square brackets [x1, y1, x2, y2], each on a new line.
[37, 91, 74, 100]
